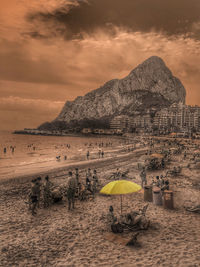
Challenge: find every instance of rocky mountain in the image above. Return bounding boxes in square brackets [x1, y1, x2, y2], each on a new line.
[39, 56, 186, 130]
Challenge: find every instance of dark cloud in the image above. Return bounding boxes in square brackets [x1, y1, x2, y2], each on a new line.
[27, 0, 200, 39]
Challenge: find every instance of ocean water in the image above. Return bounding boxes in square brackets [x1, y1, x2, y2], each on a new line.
[0, 131, 125, 180]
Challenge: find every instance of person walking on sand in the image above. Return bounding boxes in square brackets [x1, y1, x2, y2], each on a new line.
[101, 150, 104, 158]
[66, 171, 77, 210]
[86, 151, 90, 160]
[140, 168, 147, 188]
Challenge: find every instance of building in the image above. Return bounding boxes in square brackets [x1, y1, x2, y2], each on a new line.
[110, 115, 130, 131]
[109, 103, 200, 134]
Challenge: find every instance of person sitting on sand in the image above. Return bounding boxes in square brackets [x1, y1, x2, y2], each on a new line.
[107, 206, 117, 224]
[125, 212, 139, 226]
[115, 168, 121, 180]
[56, 156, 61, 161]
[131, 210, 149, 230]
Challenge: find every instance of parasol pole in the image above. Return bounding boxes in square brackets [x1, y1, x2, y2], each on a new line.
[120, 195, 122, 214]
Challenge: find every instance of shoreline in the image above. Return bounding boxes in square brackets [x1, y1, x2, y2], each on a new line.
[12, 130, 124, 138]
[0, 147, 148, 185]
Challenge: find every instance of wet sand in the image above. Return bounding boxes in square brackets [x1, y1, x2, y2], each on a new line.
[0, 139, 200, 267]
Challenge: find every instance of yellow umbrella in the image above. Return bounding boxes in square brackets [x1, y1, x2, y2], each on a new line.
[100, 180, 141, 213]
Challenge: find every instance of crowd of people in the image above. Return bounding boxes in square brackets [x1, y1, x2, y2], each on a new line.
[139, 167, 170, 192]
[28, 167, 100, 215]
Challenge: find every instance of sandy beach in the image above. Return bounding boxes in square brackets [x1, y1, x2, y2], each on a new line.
[0, 138, 200, 267]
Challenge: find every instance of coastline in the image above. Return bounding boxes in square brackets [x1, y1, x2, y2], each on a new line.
[0, 147, 148, 185]
[12, 130, 124, 138]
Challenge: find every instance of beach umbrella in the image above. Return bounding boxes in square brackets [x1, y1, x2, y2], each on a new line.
[100, 180, 141, 213]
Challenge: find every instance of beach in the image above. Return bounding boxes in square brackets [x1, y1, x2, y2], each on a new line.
[0, 136, 200, 267]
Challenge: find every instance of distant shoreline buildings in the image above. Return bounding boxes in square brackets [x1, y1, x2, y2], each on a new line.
[110, 103, 200, 136]
[14, 103, 200, 138]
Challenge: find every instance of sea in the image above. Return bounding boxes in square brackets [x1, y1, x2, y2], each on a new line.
[0, 131, 126, 181]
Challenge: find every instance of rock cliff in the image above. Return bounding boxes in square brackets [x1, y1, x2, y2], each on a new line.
[40, 56, 186, 130]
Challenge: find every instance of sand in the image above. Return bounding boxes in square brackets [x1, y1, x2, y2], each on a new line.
[0, 138, 200, 267]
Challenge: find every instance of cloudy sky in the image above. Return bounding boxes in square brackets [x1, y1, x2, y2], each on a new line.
[0, 0, 200, 130]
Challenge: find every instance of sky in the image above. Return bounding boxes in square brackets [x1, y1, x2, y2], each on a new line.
[0, 0, 200, 130]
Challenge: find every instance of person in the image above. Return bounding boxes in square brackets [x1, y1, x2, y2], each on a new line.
[161, 158, 165, 169]
[64, 155, 67, 160]
[30, 179, 40, 215]
[160, 175, 165, 187]
[92, 169, 98, 193]
[161, 180, 169, 192]
[98, 150, 101, 159]
[125, 208, 149, 230]
[43, 175, 53, 208]
[140, 168, 147, 188]
[151, 176, 156, 186]
[115, 168, 121, 180]
[86, 176, 93, 195]
[155, 176, 161, 187]
[75, 168, 79, 184]
[86, 168, 92, 180]
[101, 151, 104, 158]
[107, 206, 117, 224]
[86, 151, 90, 160]
[36, 177, 42, 207]
[66, 171, 77, 210]
[56, 156, 61, 161]
[3, 147, 6, 154]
